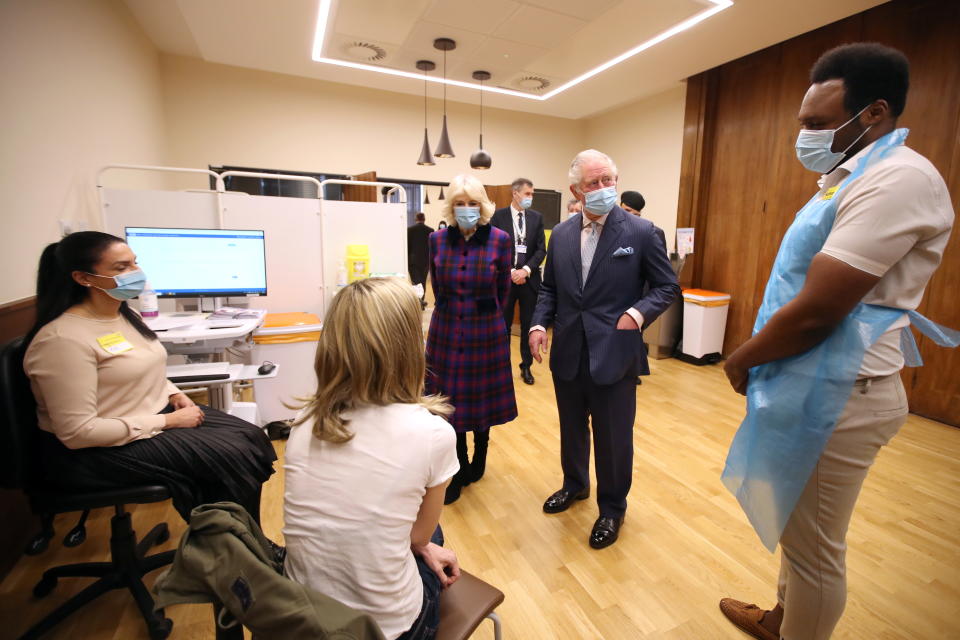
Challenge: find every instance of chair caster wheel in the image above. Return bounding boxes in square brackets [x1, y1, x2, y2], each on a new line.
[156, 523, 170, 545]
[25, 534, 51, 556]
[63, 525, 87, 547]
[33, 575, 57, 598]
[147, 616, 173, 639]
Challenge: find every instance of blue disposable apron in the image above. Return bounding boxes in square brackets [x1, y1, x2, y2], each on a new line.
[721, 128, 960, 551]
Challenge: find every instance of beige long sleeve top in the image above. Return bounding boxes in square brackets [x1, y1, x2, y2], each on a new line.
[24, 312, 181, 449]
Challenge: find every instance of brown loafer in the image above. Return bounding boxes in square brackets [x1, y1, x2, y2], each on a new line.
[719, 598, 778, 640]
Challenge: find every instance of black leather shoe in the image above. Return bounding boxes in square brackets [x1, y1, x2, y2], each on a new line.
[520, 365, 535, 385]
[589, 516, 624, 549]
[542, 488, 589, 514]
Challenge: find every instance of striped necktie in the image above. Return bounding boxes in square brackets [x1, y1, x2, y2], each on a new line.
[581, 221, 599, 285]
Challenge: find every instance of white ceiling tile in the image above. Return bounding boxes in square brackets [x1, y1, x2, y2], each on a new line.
[493, 5, 587, 49]
[421, 0, 522, 35]
[518, 0, 620, 21]
[333, 0, 433, 46]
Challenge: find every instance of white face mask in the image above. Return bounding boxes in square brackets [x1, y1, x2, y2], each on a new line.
[795, 105, 872, 173]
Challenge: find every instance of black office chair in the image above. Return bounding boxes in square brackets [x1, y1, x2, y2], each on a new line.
[0, 337, 176, 639]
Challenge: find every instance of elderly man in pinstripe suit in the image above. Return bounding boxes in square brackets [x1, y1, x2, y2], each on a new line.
[530, 149, 680, 549]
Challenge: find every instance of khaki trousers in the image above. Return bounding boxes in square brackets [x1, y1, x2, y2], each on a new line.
[778, 373, 908, 640]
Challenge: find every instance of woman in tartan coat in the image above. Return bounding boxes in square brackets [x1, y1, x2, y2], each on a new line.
[426, 174, 517, 504]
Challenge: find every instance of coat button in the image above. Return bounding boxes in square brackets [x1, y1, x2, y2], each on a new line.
[460, 265, 466, 270]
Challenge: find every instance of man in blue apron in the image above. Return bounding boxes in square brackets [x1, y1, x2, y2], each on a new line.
[718, 44, 956, 640]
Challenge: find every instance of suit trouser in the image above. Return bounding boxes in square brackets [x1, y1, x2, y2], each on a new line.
[502, 279, 538, 367]
[777, 373, 908, 640]
[552, 343, 636, 519]
[409, 264, 428, 300]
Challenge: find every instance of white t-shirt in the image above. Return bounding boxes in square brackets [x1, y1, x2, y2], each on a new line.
[818, 141, 954, 376]
[283, 403, 458, 640]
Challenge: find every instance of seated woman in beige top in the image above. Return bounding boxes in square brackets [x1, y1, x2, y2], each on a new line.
[23, 231, 276, 523]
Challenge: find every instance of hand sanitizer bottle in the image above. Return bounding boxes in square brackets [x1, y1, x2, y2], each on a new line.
[139, 282, 159, 317]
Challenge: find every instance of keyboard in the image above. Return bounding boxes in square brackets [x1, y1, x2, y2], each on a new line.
[167, 362, 231, 383]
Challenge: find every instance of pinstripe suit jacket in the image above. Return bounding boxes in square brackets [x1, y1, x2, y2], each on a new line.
[531, 206, 680, 385]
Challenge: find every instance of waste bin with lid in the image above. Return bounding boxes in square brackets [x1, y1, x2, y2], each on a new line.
[681, 289, 731, 361]
[251, 312, 322, 424]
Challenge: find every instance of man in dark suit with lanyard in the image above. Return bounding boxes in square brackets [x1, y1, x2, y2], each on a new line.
[492, 178, 546, 385]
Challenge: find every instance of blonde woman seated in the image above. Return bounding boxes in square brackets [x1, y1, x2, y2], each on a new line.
[283, 278, 461, 640]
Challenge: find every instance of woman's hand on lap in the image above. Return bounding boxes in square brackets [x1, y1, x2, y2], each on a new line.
[414, 542, 460, 589]
[169, 392, 196, 410]
[165, 406, 204, 429]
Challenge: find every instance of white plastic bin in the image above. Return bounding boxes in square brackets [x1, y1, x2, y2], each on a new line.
[681, 289, 731, 359]
[251, 312, 322, 424]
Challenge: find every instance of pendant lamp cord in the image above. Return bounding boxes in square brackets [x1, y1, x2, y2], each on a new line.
[443, 49, 447, 116]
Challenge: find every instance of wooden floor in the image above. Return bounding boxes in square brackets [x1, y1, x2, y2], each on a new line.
[2, 337, 959, 639]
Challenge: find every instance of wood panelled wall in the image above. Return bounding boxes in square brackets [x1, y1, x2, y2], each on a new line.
[678, 0, 960, 426]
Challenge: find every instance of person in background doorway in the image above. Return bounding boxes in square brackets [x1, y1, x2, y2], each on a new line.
[408, 212, 434, 309]
[530, 150, 680, 549]
[426, 174, 517, 504]
[437, 220, 447, 229]
[719, 43, 955, 640]
[284, 277, 460, 640]
[492, 178, 547, 386]
[619, 191, 646, 217]
[619, 190, 670, 386]
[566, 199, 583, 220]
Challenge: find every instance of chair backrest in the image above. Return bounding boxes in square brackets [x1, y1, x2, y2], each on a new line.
[0, 337, 42, 490]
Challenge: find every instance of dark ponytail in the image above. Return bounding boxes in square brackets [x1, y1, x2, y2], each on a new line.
[26, 231, 157, 346]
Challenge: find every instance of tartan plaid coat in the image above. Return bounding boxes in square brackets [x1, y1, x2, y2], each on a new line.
[425, 223, 518, 432]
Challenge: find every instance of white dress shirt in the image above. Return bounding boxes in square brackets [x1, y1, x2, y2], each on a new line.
[510, 204, 532, 275]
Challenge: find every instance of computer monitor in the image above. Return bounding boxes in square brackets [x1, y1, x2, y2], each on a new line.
[125, 227, 267, 298]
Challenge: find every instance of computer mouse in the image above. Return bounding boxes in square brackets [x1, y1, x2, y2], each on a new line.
[258, 362, 276, 375]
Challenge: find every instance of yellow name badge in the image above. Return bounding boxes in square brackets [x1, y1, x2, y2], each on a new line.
[96, 332, 134, 355]
[821, 186, 840, 200]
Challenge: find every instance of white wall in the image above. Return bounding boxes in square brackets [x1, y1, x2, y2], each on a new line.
[584, 84, 687, 250]
[159, 55, 585, 201]
[0, 0, 169, 303]
[0, 4, 689, 306]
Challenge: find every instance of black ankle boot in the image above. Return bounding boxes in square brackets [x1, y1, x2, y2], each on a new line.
[470, 429, 490, 483]
[454, 431, 472, 488]
[444, 476, 462, 504]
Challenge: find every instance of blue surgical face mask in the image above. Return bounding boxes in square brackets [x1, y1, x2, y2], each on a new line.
[88, 269, 147, 301]
[519, 196, 533, 210]
[582, 185, 618, 216]
[795, 105, 872, 173]
[454, 206, 481, 230]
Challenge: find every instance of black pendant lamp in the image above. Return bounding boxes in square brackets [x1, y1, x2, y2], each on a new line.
[470, 71, 492, 170]
[439, 186, 445, 200]
[416, 60, 436, 166]
[433, 38, 456, 158]
[424, 188, 431, 204]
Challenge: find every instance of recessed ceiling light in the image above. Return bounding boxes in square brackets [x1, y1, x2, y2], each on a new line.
[311, 0, 733, 101]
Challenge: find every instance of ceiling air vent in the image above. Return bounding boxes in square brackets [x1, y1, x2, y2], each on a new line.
[343, 41, 387, 62]
[515, 75, 551, 91]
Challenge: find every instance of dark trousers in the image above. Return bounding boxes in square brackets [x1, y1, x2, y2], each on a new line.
[409, 264, 428, 301]
[552, 343, 636, 519]
[396, 526, 445, 640]
[502, 278, 538, 367]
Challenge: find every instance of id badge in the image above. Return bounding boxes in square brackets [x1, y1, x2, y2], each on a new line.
[97, 332, 134, 355]
[516, 243, 527, 254]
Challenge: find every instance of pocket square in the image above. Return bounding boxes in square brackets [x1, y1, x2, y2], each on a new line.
[612, 246, 634, 257]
